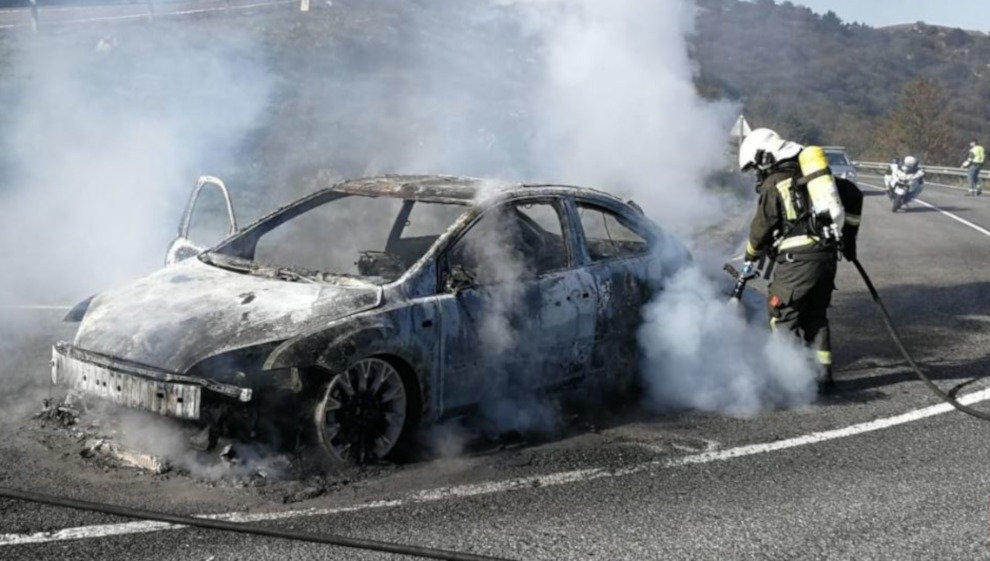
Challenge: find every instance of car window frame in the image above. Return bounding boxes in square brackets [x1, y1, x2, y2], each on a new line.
[213, 192, 472, 282]
[437, 196, 576, 293]
[571, 198, 654, 264]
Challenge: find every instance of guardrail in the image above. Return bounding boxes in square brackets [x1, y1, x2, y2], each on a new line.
[857, 160, 989, 182]
[2, 0, 298, 31]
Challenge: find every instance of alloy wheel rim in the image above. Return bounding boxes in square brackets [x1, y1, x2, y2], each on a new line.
[321, 358, 407, 464]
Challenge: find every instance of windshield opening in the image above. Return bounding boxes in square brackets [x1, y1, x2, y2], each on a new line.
[207, 194, 470, 284]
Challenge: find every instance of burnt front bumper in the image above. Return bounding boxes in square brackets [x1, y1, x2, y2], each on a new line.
[51, 343, 252, 421]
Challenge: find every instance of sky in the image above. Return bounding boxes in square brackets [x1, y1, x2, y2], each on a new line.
[793, 0, 990, 32]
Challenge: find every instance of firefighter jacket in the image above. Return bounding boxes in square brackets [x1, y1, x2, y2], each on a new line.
[745, 160, 863, 262]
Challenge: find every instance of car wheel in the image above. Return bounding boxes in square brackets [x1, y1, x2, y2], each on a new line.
[313, 357, 409, 467]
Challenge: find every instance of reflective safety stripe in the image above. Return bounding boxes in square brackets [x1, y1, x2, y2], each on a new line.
[769, 317, 778, 331]
[845, 213, 861, 226]
[817, 350, 832, 365]
[775, 178, 798, 220]
[746, 240, 757, 256]
[778, 235, 820, 250]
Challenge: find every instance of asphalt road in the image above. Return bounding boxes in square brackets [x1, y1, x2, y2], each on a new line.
[3, 174, 990, 560]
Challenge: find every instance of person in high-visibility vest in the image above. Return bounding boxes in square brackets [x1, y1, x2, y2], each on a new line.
[962, 139, 985, 196]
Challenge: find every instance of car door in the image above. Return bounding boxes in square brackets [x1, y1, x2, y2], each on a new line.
[519, 199, 597, 388]
[436, 198, 596, 412]
[572, 200, 655, 381]
[165, 176, 238, 265]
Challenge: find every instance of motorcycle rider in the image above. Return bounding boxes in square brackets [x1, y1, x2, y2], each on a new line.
[884, 155, 925, 206]
[962, 140, 985, 196]
[738, 128, 863, 394]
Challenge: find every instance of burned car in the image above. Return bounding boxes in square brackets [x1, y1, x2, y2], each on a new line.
[52, 175, 688, 466]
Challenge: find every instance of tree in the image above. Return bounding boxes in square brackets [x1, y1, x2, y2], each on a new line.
[945, 28, 972, 48]
[820, 10, 842, 32]
[874, 78, 954, 164]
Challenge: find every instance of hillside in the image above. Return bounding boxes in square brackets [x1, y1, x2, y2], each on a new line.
[693, 0, 990, 164]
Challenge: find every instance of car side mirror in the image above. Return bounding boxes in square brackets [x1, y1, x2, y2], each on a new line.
[444, 265, 476, 294]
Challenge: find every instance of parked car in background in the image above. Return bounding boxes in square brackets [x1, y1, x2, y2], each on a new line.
[824, 146, 858, 183]
[52, 175, 690, 467]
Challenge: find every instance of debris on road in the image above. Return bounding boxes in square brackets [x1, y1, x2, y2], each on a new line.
[113, 447, 170, 474]
[36, 391, 86, 427]
[78, 436, 170, 474]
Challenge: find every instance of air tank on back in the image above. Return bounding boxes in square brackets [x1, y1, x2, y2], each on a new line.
[798, 146, 845, 240]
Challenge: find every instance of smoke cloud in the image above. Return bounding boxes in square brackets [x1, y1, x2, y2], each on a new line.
[639, 267, 817, 416]
[506, 0, 735, 232]
[0, 27, 270, 304]
[500, 0, 819, 414]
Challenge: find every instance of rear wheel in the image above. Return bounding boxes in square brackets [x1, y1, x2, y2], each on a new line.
[313, 357, 410, 467]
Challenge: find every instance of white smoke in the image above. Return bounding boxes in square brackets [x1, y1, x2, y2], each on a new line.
[506, 0, 733, 232]
[639, 267, 817, 416]
[506, 0, 820, 414]
[0, 28, 271, 305]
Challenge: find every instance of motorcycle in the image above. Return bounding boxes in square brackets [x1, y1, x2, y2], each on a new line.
[884, 163, 925, 212]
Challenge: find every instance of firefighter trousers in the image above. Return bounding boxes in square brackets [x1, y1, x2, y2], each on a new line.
[767, 253, 838, 374]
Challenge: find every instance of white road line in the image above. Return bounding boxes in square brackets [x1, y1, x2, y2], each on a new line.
[4, 386, 989, 547]
[860, 180, 990, 238]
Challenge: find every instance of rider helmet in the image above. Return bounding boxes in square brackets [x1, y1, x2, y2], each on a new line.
[903, 155, 918, 172]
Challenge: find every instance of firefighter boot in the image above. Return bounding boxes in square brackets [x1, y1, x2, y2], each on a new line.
[818, 366, 837, 395]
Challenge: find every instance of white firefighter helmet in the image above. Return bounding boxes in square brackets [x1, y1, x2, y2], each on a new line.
[738, 128, 804, 172]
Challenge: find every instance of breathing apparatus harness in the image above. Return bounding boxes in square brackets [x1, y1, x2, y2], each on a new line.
[732, 159, 990, 423]
[751, 158, 842, 281]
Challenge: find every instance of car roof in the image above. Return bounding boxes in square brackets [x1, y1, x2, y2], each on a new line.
[328, 174, 628, 207]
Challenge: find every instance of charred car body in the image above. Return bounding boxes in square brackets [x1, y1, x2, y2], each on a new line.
[52, 175, 689, 466]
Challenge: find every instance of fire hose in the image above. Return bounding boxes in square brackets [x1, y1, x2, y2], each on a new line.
[726, 259, 990, 422]
[0, 486, 514, 561]
[849, 258, 990, 422]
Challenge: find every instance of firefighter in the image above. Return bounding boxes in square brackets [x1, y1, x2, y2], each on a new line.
[738, 129, 863, 394]
[962, 139, 985, 196]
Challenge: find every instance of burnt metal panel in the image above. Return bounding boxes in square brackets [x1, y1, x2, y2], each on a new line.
[73, 258, 382, 374]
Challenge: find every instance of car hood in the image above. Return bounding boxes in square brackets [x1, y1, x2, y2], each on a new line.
[73, 258, 382, 373]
